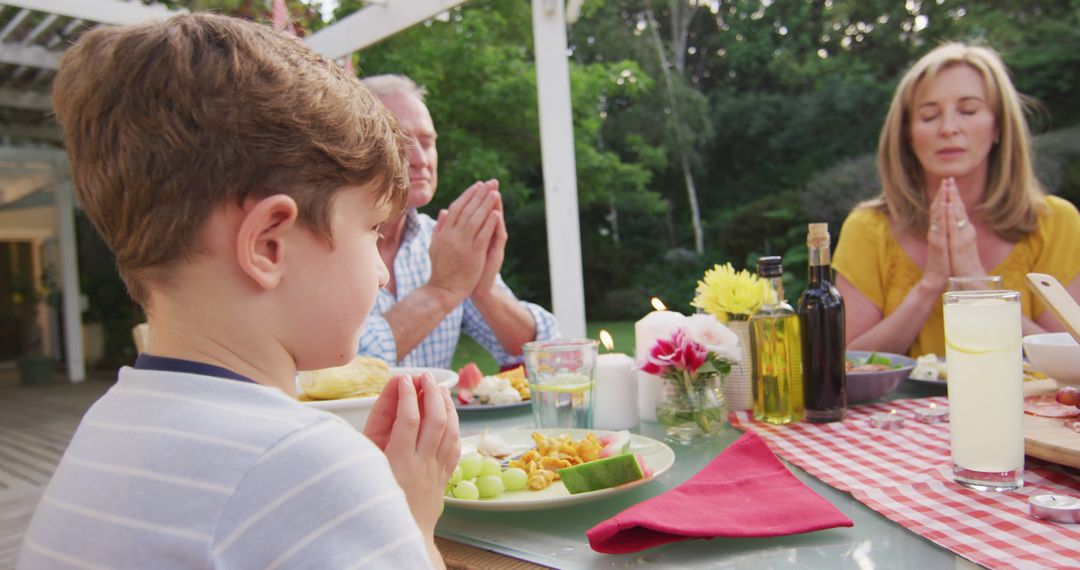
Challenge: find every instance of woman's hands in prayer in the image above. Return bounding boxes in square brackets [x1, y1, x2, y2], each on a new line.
[926, 177, 987, 286]
[924, 179, 952, 292]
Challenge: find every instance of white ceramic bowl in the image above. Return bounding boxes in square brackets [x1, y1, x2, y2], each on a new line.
[302, 367, 458, 430]
[1023, 333, 1080, 387]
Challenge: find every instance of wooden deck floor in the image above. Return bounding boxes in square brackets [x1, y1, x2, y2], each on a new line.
[0, 366, 114, 570]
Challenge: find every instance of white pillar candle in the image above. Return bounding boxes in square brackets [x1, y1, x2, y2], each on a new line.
[635, 310, 686, 421]
[593, 353, 638, 430]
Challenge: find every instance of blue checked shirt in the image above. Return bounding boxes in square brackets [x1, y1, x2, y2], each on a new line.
[358, 210, 560, 368]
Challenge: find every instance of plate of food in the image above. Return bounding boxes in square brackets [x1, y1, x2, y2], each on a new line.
[906, 353, 1050, 387]
[453, 363, 532, 411]
[845, 351, 916, 403]
[443, 428, 675, 511]
[907, 353, 949, 386]
[297, 356, 458, 429]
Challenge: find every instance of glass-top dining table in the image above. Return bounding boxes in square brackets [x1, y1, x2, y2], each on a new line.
[436, 380, 983, 569]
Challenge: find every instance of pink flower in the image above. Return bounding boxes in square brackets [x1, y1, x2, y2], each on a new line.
[638, 329, 709, 376]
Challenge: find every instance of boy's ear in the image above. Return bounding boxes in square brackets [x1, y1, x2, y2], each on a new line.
[236, 195, 300, 291]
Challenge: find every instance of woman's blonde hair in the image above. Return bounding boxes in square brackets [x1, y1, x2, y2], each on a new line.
[869, 42, 1045, 242]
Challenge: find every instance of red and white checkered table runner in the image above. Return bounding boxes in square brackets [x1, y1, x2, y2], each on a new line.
[731, 397, 1080, 569]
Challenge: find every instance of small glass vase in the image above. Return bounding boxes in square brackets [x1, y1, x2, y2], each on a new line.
[655, 371, 727, 444]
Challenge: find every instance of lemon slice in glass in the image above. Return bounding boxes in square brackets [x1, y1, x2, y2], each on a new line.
[530, 373, 592, 394]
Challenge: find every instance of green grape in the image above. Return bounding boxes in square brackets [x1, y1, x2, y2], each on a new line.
[500, 467, 528, 491]
[459, 454, 483, 480]
[444, 483, 454, 497]
[476, 475, 505, 499]
[452, 480, 480, 500]
[478, 457, 502, 478]
[449, 465, 463, 485]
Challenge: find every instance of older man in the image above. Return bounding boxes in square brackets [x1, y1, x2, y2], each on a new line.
[358, 74, 559, 369]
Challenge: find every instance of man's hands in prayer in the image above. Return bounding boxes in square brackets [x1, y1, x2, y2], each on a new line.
[427, 179, 501, 305]
[472, 182, 507, 302]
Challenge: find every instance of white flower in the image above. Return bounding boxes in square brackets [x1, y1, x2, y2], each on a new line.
[683, 314, 741, 362]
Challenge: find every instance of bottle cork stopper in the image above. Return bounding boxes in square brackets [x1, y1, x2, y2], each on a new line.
[807, 222, 829, 245]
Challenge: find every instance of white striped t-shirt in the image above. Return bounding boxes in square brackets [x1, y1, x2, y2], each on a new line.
[17, 367, 433, 569]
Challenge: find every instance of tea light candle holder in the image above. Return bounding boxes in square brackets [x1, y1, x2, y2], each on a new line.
[870, 410, 905, 431]
[1029, 494, 1080, 524]
[914, 403, 949, 424]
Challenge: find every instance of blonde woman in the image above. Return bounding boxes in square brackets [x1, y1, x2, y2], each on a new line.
[832, 42, 1080, 357]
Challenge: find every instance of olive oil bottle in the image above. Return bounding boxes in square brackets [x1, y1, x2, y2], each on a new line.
[749, 256, 804, 424]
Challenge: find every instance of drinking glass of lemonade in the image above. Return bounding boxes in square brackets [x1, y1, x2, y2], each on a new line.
[947, 275, 1003, 291]
[943, 290, 1024, 492]
[523, 339, 598, 429]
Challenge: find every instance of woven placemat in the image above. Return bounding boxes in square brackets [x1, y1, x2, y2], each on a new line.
[435, 537, 551, 570]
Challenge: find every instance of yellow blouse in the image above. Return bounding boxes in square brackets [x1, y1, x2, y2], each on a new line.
[832, 195, 1080, 357]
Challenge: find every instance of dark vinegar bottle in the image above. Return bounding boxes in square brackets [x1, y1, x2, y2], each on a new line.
[798, 223, 846, 422]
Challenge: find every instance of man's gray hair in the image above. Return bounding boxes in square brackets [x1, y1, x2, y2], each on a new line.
[360, 74, 427, 102]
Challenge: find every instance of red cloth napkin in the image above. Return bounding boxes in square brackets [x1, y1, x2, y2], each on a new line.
[586, 431, 853, 554]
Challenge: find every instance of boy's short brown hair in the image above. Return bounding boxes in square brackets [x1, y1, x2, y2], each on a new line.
[52, 13, 408, 305]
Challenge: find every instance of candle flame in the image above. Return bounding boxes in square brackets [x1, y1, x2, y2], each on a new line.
[651, 297, 667, 311]
[929, 403, 936, 410]
[599, 330, 614, 352]
[889, 409, 897, 415]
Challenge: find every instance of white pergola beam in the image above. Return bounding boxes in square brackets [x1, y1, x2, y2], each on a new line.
[0, 0, 180, 25]
[531, 0, 586, 339]
[0, 87, 52, 111]
[22, 13, 59, 45]
[0, 42, 61, 69]
[305, 0, 467, 60]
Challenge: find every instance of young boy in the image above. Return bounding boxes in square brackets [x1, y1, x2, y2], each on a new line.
[18, 13, 458, 569]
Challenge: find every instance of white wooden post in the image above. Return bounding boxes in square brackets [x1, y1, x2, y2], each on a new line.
[531, 0, 586, 339]
[54, 172, 85, 383]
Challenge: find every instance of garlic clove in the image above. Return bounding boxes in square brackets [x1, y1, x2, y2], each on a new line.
[476, 429, 514, 459]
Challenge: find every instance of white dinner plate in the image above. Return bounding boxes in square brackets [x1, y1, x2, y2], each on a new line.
[907, 374, 948, 388]
[443, 428, 675, 512]
[454, 399, 531, 412]
[301, 367, 458, 431]
[301, 367, 458, 408]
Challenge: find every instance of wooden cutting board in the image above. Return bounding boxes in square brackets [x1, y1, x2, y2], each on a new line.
[1024, 380, 1080, 470]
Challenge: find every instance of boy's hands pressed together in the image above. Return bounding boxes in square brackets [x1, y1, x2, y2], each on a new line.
[364, 373, 460, 543]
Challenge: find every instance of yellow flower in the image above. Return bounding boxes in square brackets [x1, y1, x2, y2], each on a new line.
[691, 263, 776, 321]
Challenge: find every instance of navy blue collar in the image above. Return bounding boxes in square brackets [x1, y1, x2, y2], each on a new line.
[134, 354, 256, 384]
